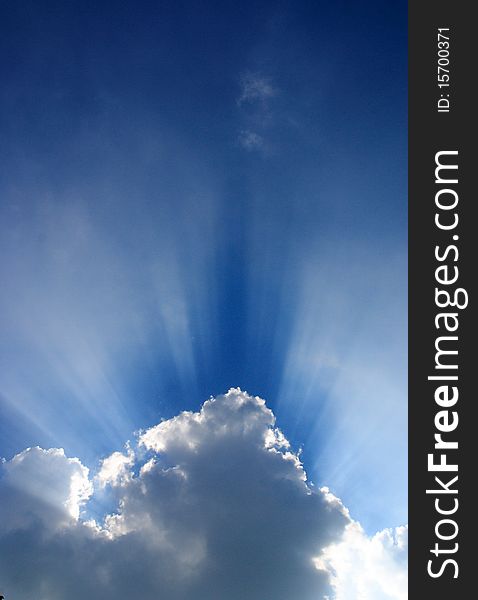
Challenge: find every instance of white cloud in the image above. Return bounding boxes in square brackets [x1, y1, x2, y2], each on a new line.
[0, 446, 92, 532]
[96, 447, 134, 488]
[317, 522, 408, 600]
[0, 389, 407, 599]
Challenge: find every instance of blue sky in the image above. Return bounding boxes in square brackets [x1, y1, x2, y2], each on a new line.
[0, 0, 407, 538]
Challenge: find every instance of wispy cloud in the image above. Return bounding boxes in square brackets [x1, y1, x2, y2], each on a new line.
[236, 72, 277, 152]
[237, 72, 277, 106]
[238, 129, 264, 151]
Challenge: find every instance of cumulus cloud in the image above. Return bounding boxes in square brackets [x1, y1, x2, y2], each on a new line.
[96, 447, 134, 489]
[317, 522, 408, 600]
[0, 446, 92, 532]
[0, 389, 407, 599]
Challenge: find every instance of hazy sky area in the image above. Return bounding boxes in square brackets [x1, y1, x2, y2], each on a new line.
[0, 2, 407, 597]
